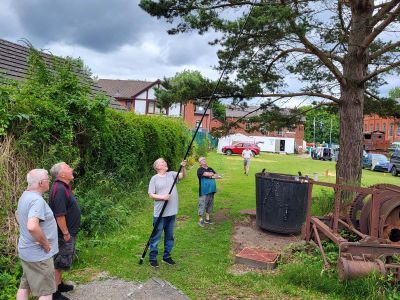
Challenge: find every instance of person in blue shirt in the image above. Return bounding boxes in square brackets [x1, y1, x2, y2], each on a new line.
[197, 157, 219, 227]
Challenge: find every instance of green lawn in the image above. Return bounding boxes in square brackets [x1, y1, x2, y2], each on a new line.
[70, 152, 399, 299]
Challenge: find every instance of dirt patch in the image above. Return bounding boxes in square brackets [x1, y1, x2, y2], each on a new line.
[228, 263, 279, 276]
[176, 215, 190, 222]
[214, 208, 231, 223]
[232, 216, 303, 256]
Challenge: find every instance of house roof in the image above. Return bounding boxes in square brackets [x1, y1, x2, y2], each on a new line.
[97, 79, 160, 99]
[226, 105, 305, 122]
[0, 38, 126, 111]
[225, 106, 263, 118]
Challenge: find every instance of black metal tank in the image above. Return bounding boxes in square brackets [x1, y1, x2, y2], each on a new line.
[255, 172, 309, 234]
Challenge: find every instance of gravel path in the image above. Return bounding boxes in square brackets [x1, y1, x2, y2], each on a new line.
[64, 277, 189, 300]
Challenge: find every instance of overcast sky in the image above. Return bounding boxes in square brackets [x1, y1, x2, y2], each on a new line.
[0, 0, 397, 105]
[0, 0, 222, 82]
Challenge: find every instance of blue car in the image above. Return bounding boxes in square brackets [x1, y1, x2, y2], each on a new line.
[362, 153, 390, 172]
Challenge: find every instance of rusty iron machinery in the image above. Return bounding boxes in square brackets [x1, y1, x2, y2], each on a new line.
[337, 255, 386, 281]
[303, 180, 400, 281]
[347, 184, 400, 242]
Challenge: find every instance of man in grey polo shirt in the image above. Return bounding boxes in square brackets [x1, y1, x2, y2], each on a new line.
[16, 169, 59, 300]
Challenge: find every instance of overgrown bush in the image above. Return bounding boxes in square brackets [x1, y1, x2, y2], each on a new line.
[0, 46, 192, 297]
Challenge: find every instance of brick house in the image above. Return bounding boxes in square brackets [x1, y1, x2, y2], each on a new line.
[181, 102, 212, 131]
[98, 79, 182, 115]
[211, 106, 305, 151]
[98, 79, 213, 131]
[0, 38, 125, 111]
[363, 114, 400, 143]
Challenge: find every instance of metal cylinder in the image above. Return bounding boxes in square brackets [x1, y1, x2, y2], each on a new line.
[337, 257, 386, 281]
[255, 172, 309, 234]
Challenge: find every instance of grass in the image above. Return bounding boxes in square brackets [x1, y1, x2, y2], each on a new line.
[69, 152, 399, 299]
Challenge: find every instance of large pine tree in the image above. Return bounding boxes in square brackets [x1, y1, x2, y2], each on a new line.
[140, 0, 400, 186]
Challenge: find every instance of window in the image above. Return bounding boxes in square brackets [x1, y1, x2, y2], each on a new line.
[390, 123, 394, 136]
[364, 124, 368, 131]
[397, 123, 400, 136]
[376, 124, 380, 131]
[194, 105, 205, 114]
[195, 120, 202, 128]
[370, 124, 373, 132]
[246, 122, 252, 130]
[383, 123, 386, 133]
[147, 101, 155, 114]
[277, 128, 283, 136]
[287, 125, 295, 132]
[126, 100, 132, 111]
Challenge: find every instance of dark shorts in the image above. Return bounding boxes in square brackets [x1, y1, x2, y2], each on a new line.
[54, 235, 76, 270]
[244, 158, 251, 167]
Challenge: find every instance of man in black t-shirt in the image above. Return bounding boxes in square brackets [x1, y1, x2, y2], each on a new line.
[197, 157, 219, 227]
[49, 162, 81, 300]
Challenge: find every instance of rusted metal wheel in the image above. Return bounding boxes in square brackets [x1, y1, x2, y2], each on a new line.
[346, 184, 396, 230]
[347, 184, 400, 241]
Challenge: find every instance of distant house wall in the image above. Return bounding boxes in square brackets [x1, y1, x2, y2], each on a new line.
[135, 100, 147, 114]
[98, 79, 214, 131]
[364, 114, 400, 142]
[182, 102, 211, 131]
[169, 103, 181, 117]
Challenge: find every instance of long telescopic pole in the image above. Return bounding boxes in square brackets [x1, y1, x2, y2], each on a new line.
[139, 0, 257, 264]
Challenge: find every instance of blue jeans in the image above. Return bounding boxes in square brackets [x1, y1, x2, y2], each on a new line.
[149, 215, 176, 262]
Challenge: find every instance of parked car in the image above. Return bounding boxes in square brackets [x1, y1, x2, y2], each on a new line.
[222, 142, 260, 156]
[388, 142, 400, 151]
[362, 153, 390, 171]
[389, 149, 400, 176]
[311, 147, 332, 161]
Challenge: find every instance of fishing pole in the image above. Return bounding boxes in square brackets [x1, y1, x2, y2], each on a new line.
[139, 0, 258, 264]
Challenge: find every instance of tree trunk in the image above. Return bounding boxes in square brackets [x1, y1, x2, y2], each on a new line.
[336, 0, 373, 188]
[337, 88, 364, 186]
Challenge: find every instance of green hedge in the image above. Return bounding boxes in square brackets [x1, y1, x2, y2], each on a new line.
[86, 110, 189, 183]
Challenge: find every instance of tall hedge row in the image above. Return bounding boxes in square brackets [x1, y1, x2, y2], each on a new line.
[86, 109, 190, 182]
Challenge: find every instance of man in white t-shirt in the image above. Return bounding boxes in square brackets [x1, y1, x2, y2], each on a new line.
[242, 148, 254, 176]
[148, 158, 186, 268]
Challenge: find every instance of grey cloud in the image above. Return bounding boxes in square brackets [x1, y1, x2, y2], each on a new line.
[163, 32, 221, 66]
[10, 0, 159, 52]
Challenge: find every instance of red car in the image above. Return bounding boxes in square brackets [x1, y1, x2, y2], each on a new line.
[222, 142, 260, 156]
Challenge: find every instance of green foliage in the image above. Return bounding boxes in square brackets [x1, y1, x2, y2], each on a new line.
[2, 48, 109, 169]
[0, 257, 20, 300]
[86, 109, 190, 182]
[77, 177, 149, 237]
[389, 87, 400, 100]
[302, 106, 339, 144]
[155, 70, 213, 109]
[211, 100, 226, 121]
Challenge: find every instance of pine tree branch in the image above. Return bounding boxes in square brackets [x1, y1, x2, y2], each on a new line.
[362, 60, 400, 83]
[286, 14, 346, 86]
[369, 41, 400, 61]
[359, 3, 400, 56]
[370, 0, 400, 27]
[253, 92, 341, 103]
